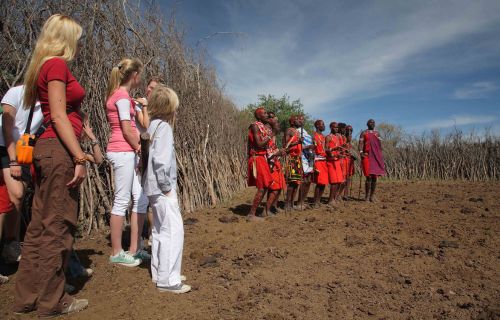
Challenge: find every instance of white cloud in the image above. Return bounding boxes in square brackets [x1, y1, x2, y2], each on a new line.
[426, 115, 496, 129]
[212, 0, 500, 116]
[453, 82, 498, 99]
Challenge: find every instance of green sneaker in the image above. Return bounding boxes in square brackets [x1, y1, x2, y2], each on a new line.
[109, 250, 141, 267]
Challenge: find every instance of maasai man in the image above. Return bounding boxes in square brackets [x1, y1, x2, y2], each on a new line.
[297, 115, 315, 210]
[247, 107, 273, 221]
[343, 125, 356, 199]
[312, 120, 329, 208]
[325, 122, 345, 206]
[284, 115, 303, 211]
[359, 119, 386, 202]
[337, 123, 348, 199]
[266, 112, 286, 215]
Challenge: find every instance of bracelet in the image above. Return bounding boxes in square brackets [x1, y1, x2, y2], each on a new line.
[90, 140, 99, 147]
[9, 160, 18, 164]
[73, 154, 88, 165]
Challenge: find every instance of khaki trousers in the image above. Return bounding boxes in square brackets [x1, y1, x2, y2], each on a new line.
[13, 138, 78, 317]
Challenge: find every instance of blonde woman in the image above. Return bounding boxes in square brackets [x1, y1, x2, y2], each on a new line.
[143, 85, 190, 293]
[13, 15, 89, 316]
[106, 58, 149, 266]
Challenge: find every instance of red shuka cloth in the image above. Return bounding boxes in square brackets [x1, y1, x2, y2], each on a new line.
[326, 134, 344, 183]
[247, 123, 272, 189]
[361, 130, 386, 177]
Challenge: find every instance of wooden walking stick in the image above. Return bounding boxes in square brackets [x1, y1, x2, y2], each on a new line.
[358, 161, 363, 200]
[283, 130, 296, 215]
[299, 126, 304, 211]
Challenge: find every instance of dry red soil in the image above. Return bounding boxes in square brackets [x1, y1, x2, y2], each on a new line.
[1, 181, 499, 319]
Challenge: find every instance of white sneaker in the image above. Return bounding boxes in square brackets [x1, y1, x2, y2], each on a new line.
[0, 274, 8, 284]
[83, 268, 93, 277]
[2, 241, 21, 264]
[157, 283, 191, 294]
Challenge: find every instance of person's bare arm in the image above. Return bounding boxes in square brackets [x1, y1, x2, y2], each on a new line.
[134, 98, 150, 129]
[48, 81, 86, 187]
[1, 104, 22, 178]
[120, 120, 140, 151]
[285, 128, 300, 149]
[325, 135, 332, 157]
[82, 117, 104, 164]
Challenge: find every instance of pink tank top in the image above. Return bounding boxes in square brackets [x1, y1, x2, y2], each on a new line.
[106, 88, 139, 152]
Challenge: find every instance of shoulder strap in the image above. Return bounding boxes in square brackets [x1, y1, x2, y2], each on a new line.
[24, 104, 35, 135]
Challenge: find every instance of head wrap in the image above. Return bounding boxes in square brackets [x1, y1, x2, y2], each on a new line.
[254, 107, 267, 119]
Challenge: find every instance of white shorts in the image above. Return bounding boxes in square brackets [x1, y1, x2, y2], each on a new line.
[107, 151, 148, 216]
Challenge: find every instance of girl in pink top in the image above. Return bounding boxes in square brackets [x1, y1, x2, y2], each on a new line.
[105, 58, 149, 267]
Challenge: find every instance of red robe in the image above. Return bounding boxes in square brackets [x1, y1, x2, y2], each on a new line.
[344, 142, 355, 177]
[247, 122, 273, 189]
[326, 134, 344, 184]
[360, 130, 386, 177]
[313, 132, 329, 186]
[267, 136, 285, 191]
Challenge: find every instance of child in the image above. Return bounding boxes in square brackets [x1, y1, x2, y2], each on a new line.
[142, 85, 190, 293]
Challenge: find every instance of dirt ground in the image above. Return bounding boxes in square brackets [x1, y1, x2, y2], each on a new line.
[0, 181, 499, 319]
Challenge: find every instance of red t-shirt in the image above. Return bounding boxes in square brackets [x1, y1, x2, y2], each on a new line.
[37, 57, 85, 139]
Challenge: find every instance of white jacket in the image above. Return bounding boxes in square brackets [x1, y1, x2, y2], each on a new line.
[142, 119, 177, 196]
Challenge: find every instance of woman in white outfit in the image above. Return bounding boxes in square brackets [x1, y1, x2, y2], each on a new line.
[143, 85, 190, 293]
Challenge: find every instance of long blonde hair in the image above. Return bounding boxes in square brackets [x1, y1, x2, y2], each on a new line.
[148, 85, 179, 128]
[23, 14, 82, 109]
[106, 58, 143, 99]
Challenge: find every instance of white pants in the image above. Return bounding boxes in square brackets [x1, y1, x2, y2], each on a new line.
[149, 190, 184, 287]
[107, 152, 149, 216]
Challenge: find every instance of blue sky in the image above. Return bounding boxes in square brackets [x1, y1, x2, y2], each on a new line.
[158, 0, 500, 136]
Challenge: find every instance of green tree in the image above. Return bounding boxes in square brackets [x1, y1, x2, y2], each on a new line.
[244, 94, 314, 136]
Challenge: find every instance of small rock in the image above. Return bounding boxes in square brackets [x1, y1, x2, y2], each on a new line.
[465, 260, 475, 267]
[345, 235, 365, 247]
[199, 255, 218, 267]
[218, 216, 239, 223]
[468, 197, 483, 202]
[457, 302, 473, 309]
[460, 207, 475, 214]
[189, 250, 203, 260]
[439, 240, 459, 249]
[184, 218, 199, 225]
[305, 217, 316, 222]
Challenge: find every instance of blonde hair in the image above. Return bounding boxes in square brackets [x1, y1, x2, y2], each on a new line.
[23, 14, 83, 109]
[106, 58, 143, 99]
[148, 85, 179, 127]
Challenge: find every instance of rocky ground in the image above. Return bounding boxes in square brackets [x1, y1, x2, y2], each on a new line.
[0, 181, 499, 319]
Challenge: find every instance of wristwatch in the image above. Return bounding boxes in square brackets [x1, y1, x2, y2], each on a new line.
[90, 140, 99, 146]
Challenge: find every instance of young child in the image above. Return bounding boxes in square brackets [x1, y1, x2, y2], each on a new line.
[142, 85, 190, 294]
